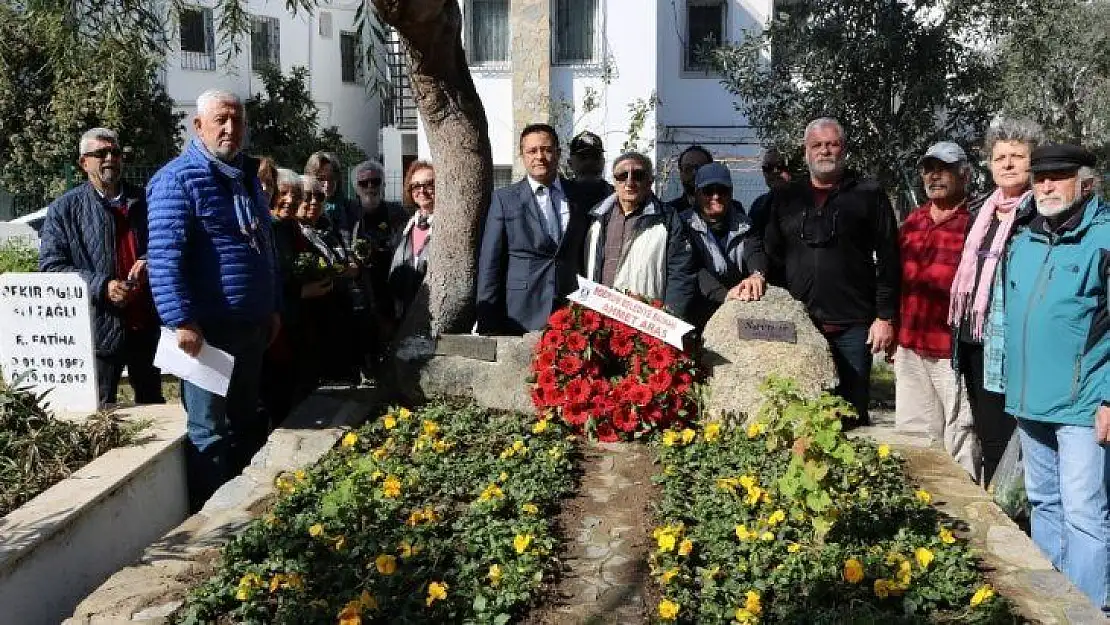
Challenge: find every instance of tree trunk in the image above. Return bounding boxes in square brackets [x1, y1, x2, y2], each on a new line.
[373, 0, 492, 337]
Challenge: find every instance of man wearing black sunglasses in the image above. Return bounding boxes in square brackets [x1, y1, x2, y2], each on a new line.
[665, 145, 714, 214]
[748, 147, 793, 236]
[749, 117, 900, 426]
[39, 127, 165, 408]
[350, 160, 407, 353]
[583, 152, 696, 319]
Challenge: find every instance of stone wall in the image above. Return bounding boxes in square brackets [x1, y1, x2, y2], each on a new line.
[701, 287, 839, 419]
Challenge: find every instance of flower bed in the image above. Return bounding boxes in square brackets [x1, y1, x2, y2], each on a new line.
[176, 401, 578, 624]
[530, 303, 701, 441]
[0, 376, 142, 517]
[650, 378, 1011, 624]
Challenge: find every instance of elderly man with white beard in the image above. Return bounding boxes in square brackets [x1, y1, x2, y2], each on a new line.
[1000, 143, 1109, 612]
[747, 117, 900, 426]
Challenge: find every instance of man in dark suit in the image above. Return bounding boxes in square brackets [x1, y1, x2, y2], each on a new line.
[477, 123, 589, 335]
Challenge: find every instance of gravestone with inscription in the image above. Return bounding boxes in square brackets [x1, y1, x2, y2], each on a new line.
[0, 272, 98, 414]
[701, 287, 838, 420]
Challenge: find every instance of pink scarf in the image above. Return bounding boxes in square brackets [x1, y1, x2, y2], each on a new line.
[948, 188, 1030, 340]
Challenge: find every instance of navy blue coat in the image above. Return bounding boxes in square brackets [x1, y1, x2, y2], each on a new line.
[38, 181, 149, 356]
[476, 177, 591, 335]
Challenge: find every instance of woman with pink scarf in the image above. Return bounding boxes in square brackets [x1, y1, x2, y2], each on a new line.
[949, 117, 1044, 485]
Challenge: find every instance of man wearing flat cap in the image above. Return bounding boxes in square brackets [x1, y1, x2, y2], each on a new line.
[680, 161, 767, 330]
[568, 130, 614, 211]
[892, 141, 979, 480]
[1002, 143, 1109, 610]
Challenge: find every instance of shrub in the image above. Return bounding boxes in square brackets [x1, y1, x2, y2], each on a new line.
[0, 375, 143, 517]
[0, 238, 37, 274]
[650, 377, 1014, 624]
[177, 402, 579, 624]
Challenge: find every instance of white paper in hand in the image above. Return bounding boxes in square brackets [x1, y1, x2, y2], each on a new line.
[154, 327, 235, 397]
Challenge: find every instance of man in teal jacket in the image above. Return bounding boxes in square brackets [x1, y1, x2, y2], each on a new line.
[1004, 143, 1109, 611]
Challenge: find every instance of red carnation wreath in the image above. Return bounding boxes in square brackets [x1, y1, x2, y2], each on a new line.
[530, 301, 702, 442]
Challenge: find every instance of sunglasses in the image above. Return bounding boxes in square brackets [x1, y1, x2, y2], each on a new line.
[357, 178, 383, 189]
[409, 181, 435, 193]
[700, 184, 731, 196]
[614, 169, 649, 184]
[83, 147, 122, 159]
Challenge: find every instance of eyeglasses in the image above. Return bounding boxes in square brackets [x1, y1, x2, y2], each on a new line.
[614, 169, 649, 184]
[82, 147, 122, 159]
[409, 181, 435, 193]
[357, 178, 383, 189]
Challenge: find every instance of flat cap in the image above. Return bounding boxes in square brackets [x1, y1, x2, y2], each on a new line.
[570, 131, 604, 156]
[1030, 143, 1096, 173]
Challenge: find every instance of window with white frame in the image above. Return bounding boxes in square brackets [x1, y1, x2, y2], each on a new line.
[180, 6, 215, 71]
[553, 0, 600, 65]
[467, 0, 510, 66]
[251, 15, 280, 71]
[685, 0, 726, 72]
[340, 31, 361, 84]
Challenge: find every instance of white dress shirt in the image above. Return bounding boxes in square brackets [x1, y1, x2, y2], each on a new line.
[527, 176, 569, 241]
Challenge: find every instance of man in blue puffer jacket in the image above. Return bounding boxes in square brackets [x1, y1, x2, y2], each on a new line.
[147, 89, 280, 511]
[1003, 143, 1109, 611]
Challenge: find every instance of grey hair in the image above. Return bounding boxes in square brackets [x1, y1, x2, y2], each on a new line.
[612, 151, 654, 175]
[275, 168, 301, 189]
[352, 159, 384, 180]
[196, 89, 243, 117]
[79, 127, 118, 155]
[983, 117, 1045, 157]
[1078, 165, 1101, 192]
[804, 117, 846, 144]
[305, 151, 342, 177]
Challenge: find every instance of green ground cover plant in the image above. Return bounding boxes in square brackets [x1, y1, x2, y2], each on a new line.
[0, 375, 145, 517]
[0, 238, 38, 274]
[650, 377, 1014, 624]
[177, 402, 579, 625]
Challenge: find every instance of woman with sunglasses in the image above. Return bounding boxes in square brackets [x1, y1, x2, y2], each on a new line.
[389, 160, 436, 321]
[949, 117, 1044, 485]
[296, 175, 362, 387]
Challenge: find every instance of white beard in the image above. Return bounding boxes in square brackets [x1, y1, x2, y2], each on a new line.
[1036, 195, 1075, 218]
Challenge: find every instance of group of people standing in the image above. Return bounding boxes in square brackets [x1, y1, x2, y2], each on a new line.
[34, 87, 1107, 611]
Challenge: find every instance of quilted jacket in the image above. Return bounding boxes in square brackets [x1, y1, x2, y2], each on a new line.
[38, 181, 149, 356]
[146, 142, 279, 328]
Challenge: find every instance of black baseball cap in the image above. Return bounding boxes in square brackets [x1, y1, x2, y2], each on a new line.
[570, 131, 604, 156]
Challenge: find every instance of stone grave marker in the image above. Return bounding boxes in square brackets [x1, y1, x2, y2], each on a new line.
[0, 272, 98, 414]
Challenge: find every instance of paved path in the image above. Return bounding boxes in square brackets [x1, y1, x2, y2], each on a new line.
[526, 442, 656, 625]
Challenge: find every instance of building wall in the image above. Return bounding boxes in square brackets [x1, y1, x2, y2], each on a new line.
[162, 0, 379, 166]
[410, 0, 772, 206]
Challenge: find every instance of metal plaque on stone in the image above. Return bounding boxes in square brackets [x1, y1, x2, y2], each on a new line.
[737, 318, 798, 344]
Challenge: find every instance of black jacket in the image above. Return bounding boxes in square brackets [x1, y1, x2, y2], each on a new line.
[749, 172, 900, 325]
[38, 181, 150, 356]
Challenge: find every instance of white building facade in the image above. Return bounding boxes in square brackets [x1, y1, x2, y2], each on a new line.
[163, 0, 380, 165]
[382, 0, 776, 207]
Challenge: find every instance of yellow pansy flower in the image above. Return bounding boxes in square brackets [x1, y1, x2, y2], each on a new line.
[874, 578, 892, 599]
[397, 541, 418, 559]
[488, 563, 503, 586]
[383, 414, 397, 429]
[426, 581, 448, 606]
[915, 489, 932, 505]
[398, 407, 413, 420]
[678, 539, 693, 556]
[662, 430, 679, 447]
[479, 483, 505, 502]
[235, 572, 263, 601]
[422, 420, 440, 436]
[382, 475, 402, 498]
[660, 567, 679, 584]
[372, 446, 389, 461]
[746, 420, 766, 438]
[656, 530, 678, 552]
[341, 431, 358, 447]
[658, 598, 680, 621]
[522, 502, 539, 514]
[768, 509, 786, 526]
[681, 428, 696, 444]
[498, 471, 509, 482]
[970, 585, 995, 607]
[843, 558, 864, 584]
[533, 419, 549, 434]
[787, 542, 801, 553]
[309, 523, 324, 537]
[940, 527, 956, 544]
[735, 524, 754, 541]
[514, 533, 533, 554]
[744, 590, 762, 616]
[760, 531, 775, 541]
[433, 439, 453, 453]
[704, 421, 721, 442]
[914, 547, 934, 569]
[375, 554, 398, 575]
[877, 443, 891, 458]
[337, 601, 361, 625]
[294, 469, 307, 481]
